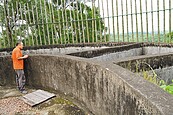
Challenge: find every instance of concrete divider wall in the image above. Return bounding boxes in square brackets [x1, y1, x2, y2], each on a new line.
[0, 56, 15, 86]
[1, 55, 173, 115]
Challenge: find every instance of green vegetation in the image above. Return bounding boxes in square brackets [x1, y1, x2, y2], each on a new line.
[160, 80, 173, 95]
[0, 0, 107, 48]
[110, 32, 173, 43]
[136, 61, 173, 95]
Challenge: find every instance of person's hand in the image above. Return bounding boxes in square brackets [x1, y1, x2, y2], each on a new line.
[23, 55, 28, 58]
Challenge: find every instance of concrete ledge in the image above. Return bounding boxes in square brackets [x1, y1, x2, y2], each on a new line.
[1, 55, 173, 115]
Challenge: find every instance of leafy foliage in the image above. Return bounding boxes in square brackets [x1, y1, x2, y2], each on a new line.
[166, 32, 173, 40]
[160, 80, 173, 95]
[0, 0, 107, 47]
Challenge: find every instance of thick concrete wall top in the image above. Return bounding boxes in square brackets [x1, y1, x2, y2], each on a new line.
[1, 55, 173, 115]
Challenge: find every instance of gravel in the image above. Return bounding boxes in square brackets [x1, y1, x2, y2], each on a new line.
[0, 97, 31, 115]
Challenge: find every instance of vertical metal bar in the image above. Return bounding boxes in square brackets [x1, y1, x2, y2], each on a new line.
[126, 0, 129, 42]
[112, 0, 115, 42]
[27, 3, 34, 46]
[34, 0, 42, 45]
[23, 4, 30, 46]
[135, 0, 138, 42]
[97, 0, 102, 42]
[31, 2, 38, 45]
[1, 2, 3, 47]
[47, 0, 54, 44]
[4, 1, 10, 47]
[69, 0, 74, 43]
[72, 2, 77, 43]
[91, 1, 95, 43]
[18, 3, 22, 43]
[121, 0, 124, 42]
[116, 0, 119, 42]
[151, 0, 154, 42]
[61, 0, 66, 44]
[94, 2, 98, 42]
[145, 0, 149, 42]
[19, 3, 26, 45]
[43, 0, 50, 45]
[50, 0, 58, 44]
[11, 3, 17, 46]
[39, 0, 46, 45]
[64, 4, 70, 43]
[163, 0, 166, 43]
[101, 0, 106, 42]
[68, 0, 74, 43]
[157, 0, 160, 43]
[84, 0, 90, 43]
[140, 0, 143, 42]
[79, 2, 85, 43]
[106, 0, 110, 41]
[169, 0, 171, 43]
[76, 2, 82, 43]
[57, 9, 62, 44]
[130, 0, 134, 42]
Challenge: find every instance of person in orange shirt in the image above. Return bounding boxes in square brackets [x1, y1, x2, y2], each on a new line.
[12, 41, 28, 94]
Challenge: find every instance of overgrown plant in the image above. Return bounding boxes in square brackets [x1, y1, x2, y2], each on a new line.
[136, 61, 160, 85]
[136, 61, 173, 95]
[160, 80, 173, 95]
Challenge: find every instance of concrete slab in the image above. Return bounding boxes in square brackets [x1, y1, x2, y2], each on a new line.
[21, 90, 56, 106]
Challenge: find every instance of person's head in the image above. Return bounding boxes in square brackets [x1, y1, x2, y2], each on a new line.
[16, 41, 23, 49]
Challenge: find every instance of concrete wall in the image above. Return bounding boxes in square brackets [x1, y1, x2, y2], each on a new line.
[116, 53, 173, 84]
[1, 55, 173, 115]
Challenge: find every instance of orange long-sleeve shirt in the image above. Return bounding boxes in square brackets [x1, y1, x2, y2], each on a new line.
[12, 46, 24, 69]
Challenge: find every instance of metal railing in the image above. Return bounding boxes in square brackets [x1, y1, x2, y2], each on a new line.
[0, 0, 172, 48]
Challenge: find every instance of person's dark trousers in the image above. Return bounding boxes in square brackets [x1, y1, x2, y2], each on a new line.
[15, 69, 26, 91]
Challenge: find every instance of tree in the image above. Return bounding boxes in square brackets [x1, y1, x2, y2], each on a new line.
[0, 0, 107, 48]
[166, 32, 173, 40]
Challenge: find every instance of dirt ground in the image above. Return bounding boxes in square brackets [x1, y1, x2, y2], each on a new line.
[0, 86, 90, 115]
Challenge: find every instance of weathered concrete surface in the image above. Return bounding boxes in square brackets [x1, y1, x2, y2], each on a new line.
[0, 42, 132, 56]
[143, 46, 173, 55]
[90, 48, 142, 62]
[116, 53, 173, 84]
[1, 55, 173, 115]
